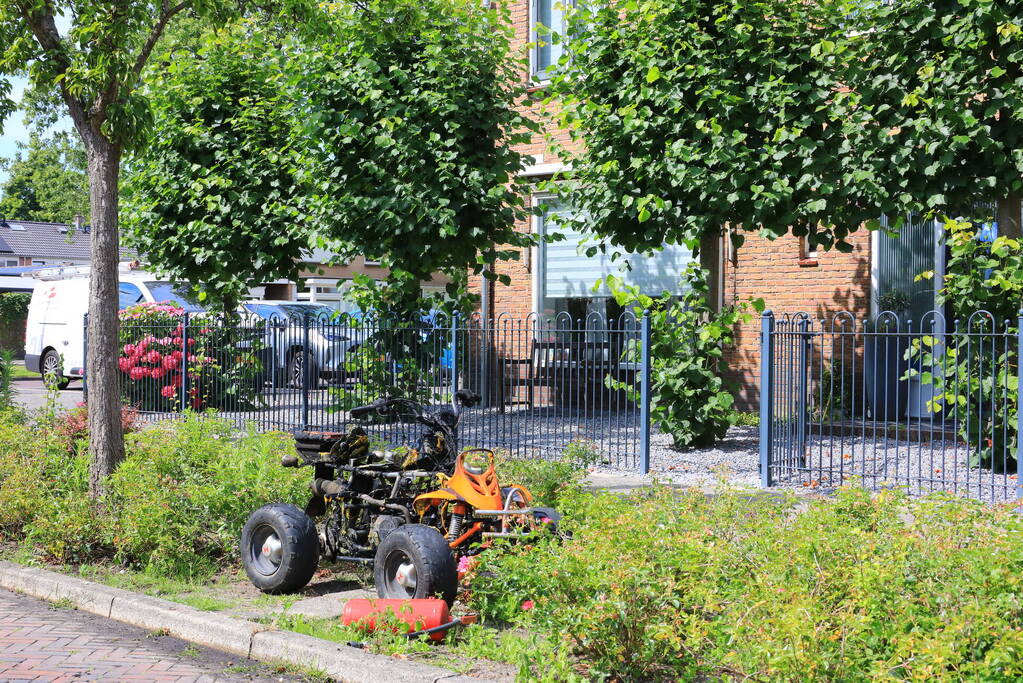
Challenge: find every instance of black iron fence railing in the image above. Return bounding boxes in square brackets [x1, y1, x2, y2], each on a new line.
[91, 311, 653, 471]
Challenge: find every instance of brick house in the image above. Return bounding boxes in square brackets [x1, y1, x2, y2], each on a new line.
[469, 0, 961, 410]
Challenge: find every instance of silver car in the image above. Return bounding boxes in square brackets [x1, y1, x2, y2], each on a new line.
[242, 301, 361, 388]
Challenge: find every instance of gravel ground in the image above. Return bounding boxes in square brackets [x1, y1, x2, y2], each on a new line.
[141, 397, 1019, 503]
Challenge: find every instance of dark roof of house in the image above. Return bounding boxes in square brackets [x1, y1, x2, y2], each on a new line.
[0, 218, 133, 260]
[0, 232, 12, 255]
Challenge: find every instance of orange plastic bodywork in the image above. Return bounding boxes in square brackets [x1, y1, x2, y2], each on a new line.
[414, 450, 509, 516]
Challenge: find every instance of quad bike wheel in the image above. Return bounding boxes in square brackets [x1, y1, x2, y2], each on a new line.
[241, 503, 318, 594]
[532, 506, 562, 534]
[374, 524, 457, 605]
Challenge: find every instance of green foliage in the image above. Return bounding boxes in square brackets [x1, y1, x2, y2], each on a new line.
[127, 0, 533, 313]
[494, 451, 590, 510]
[606, 264, 763, 449]
[472, 485, 1023, 681]
[299, 0, 532, 305]
[547, 0, 877, 253]
[124, 22, 310, 310]
[0, 410, 308, 579]
[854, 0, 1023, 218]
[0, 350, 12, 410]
[0, 133, 88, 223]
[546, 0, 1023, 256]
[908, 219, 1021, 471]
[0, 292, 29, 323]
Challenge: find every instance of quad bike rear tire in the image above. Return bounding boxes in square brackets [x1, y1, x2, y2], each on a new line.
[241, 503, 319, 594]
[532, 506, 562, 534]
[374, 524, 457, 605]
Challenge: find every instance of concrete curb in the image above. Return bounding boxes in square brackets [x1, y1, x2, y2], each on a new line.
[0, 560, 485, 683]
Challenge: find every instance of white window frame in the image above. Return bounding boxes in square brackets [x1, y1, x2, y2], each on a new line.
[531, 194, 554, 316]
[530, 0, 572, 82]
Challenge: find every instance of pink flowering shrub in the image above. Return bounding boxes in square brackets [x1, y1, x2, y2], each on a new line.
[117, 302, 261, 411]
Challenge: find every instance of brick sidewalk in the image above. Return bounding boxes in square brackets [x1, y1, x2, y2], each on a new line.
[0, 588, 305, 682]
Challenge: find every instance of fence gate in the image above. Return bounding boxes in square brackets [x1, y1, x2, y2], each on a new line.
[759, 310, 1023, 504]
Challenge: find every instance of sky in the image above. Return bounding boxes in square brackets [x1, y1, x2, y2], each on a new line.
[0, 14, 74, 187]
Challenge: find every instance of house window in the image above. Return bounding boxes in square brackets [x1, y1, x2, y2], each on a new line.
[2, 259, 17, 267]
[800, 236, 819, 261]
[531, 0, 571, 80]
[534, 196, 694, 322]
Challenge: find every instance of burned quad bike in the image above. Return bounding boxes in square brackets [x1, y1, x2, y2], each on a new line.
[240, 389, 559, 604]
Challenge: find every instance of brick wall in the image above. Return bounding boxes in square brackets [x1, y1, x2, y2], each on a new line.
[723, 230, 872, 410]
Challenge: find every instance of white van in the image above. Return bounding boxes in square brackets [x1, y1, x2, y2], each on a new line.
[24, 264, 201, 388]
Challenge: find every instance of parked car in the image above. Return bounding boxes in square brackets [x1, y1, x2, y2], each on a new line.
[24, 265, 201, 388]
[241, 301, 362, 388]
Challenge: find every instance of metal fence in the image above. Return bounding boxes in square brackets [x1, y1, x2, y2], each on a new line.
[98, 310, 652, 470]
[760, 310, 1022, 503]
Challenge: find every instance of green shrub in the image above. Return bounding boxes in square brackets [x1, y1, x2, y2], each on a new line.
[0, 409, 309, 579]
[472, 485, 1023, 681]
[605, 263, 763, 449]
[104, 414, 308, 577]
[494, 452, 590, 510]
[909, 219, 1022, 471]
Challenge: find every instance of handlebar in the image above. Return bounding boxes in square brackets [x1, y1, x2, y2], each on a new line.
[350, 398, 390, 418]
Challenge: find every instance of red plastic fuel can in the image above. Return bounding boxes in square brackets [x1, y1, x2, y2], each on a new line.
[341, 598, 452, 642]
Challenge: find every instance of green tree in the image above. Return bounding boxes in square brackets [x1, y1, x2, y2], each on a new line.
[0, 132, 88, 223]
[859, 0, 1023, 237]
[0, 0, 311, 498]
[547, 0, 1023, 275]
[124, 22, 308, 311]
[126, 0, 532, 315]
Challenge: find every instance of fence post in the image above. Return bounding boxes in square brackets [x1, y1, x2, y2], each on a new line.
[450, 312, 460, 408]
[82, 313, 89, 402]
[180, 312, 190, 413]
[639, 311, 652, 475]
[759, 311, 775, 488]
[1017, 311, 1023, 502]
[796, 316, 810, 466]
[301, 314, 310, 429]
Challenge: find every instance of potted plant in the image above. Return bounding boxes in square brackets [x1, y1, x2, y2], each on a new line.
[864, 289, 912, 421]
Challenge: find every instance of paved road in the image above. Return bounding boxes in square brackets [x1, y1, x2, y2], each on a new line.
[10, 376, 82, 413]
[0, 588, 308, 682]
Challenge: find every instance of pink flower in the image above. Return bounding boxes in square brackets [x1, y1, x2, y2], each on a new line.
[143, 350, 162, 364]
[118, 358, 133, 373]
[150, 367, 166, 380]
[170, 373, 183, 387]
[123, 344, 136, 356]
[187, 354, 197, 363]
[160, 385, 177, 399]
[158, 337, 172, 346]
[129, 366, 148, 381]
[171, 350, 183, 362]
[521, 600, 534, 612]
[162, 356, 178, 371]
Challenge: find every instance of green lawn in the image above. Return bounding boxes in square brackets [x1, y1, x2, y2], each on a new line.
[10, 361, 36, 380]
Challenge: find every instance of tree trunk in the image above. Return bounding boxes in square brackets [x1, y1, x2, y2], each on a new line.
[997, 195, 1022, 240]
[699, 230, 722, 313]
[83, 135, 125, 499]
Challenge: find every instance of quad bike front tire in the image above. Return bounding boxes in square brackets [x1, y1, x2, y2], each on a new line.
[374, 524, 457, 605]
[241, 503, 318, 594]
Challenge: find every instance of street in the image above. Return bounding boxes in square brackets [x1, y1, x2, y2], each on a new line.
[9, 375, 81, 413]
[0, 588, 309, 682]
